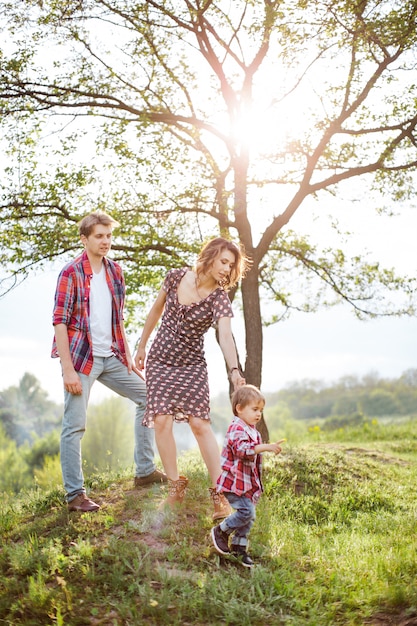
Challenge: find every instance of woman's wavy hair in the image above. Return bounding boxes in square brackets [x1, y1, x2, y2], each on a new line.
[195, 237, 251, 290]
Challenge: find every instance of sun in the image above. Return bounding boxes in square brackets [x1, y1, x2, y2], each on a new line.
[229, 89, 314, 157]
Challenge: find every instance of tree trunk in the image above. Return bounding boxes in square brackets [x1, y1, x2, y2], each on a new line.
[241, 263, 270, 443]
[233, 146, 270, 441]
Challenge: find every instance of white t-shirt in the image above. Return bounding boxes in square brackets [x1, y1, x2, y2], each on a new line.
[90, 266, 113, 357]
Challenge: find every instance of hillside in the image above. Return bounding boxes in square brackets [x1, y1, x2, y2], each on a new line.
[1, 440, 417, 626]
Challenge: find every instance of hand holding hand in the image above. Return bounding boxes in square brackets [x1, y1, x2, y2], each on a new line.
[230, 368, 245, 389]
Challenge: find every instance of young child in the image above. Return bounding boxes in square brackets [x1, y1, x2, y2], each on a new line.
[211, 384, 284, 568]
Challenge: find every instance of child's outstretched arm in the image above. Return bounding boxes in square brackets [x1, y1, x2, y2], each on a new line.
[254, 439, 286, 455]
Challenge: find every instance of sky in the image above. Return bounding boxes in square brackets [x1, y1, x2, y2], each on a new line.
[1, 200, 416, 405]
[1, 7, 416, 407]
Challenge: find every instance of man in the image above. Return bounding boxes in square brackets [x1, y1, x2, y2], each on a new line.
[52, 210, 166, 512]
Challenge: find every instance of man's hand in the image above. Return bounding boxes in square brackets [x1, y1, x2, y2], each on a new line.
[63, 370, 83, 395]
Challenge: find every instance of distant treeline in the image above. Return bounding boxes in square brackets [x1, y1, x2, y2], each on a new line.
[1, 369, 417, 494]
[264, 369, 417, 420]
[210, 369, 417, 436]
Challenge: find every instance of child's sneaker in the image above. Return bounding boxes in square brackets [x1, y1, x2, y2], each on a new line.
[231, 545, 255, 568]
[211, 525, 230, 555]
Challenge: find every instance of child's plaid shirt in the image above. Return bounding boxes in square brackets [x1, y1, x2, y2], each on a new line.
[216, 416, 264, 503]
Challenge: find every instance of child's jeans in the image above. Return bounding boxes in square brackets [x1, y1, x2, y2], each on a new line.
[219, 493, 256, 547]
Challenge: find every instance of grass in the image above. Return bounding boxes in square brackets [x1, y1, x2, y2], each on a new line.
[1, 424, 417, 625]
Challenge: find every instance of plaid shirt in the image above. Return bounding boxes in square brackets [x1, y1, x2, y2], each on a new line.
[216, 416, 264, 503]
[51, 250, 128, 375]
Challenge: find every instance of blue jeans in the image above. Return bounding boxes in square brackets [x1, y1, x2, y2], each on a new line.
[219, 493, 256, 547]
[60, 355, 156, 501]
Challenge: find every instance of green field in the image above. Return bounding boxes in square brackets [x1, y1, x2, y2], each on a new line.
[1, 419, 417, 625]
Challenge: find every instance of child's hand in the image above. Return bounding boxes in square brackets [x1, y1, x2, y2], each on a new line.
[270, 439, 286, 455]
[255, 439, 286, 455]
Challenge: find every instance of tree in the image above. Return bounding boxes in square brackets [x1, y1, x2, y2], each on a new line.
[81, 396, 136, 473]
[1, 1, 417, 440]
[24, 430, 60, 472]
[0, 425, 30, 493]
[0, 374, 61, 445]
[360, 388, 400, 416]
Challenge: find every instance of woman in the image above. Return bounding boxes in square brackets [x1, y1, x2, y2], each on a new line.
[134, 237, 249, 520]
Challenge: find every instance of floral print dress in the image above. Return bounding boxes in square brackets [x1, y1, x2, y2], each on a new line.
[143, 267, 233, 427]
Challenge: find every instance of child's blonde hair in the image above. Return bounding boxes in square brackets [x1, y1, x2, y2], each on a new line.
[232, 384, 265, 415]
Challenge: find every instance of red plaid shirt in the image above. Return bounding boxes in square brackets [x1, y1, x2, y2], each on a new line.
[51, 251, 128, 375]
[216, 416, 264, 503]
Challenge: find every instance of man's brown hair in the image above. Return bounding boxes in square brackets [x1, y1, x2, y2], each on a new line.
[78, 211, 120, 238]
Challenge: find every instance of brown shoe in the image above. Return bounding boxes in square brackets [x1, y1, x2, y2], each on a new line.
[209, 488, 232, 521]
[68, 494, 100, 512]
[165, 475, 189, 508]
[134, 468, 168, 488]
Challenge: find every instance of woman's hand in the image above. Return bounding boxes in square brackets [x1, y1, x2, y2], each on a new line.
[230, 368, 245, 389]
[217, 317, 246, 389]
[134, 346, 146, 371]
